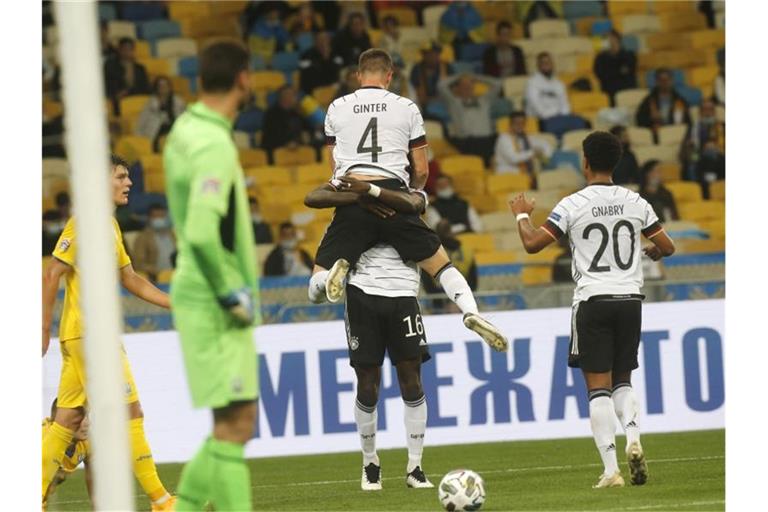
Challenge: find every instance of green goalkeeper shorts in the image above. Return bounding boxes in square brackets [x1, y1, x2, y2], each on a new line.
[171, 299, 258, 409]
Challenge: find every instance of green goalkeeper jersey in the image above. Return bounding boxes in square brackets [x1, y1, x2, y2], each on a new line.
[163, 102, 260, 322]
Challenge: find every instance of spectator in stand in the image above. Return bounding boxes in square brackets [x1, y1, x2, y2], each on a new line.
[425, 175, 483, 234]
[298, 31, 344, 95]
[524, 52, 570, 122]
[680, 98, 725, 191]
[482, 21, 526, 78]
[104, 37, 150, 112]
[334, 66, 360, 99]
[715, 50, 725, 105]
[438, 73, 502, 165]
[249, 197, 273, 244]
[593, 30, 637, 104]
[609, 125, 641, 185]
[421, 219, 478, 309]
[264, 222, 314, 276]
[55, 191, 72, 221]
[131, 203, 176, 282]
[639, 160, 680, 223]
[380, 15, 403, 59]
[494, 111, 553, 178]
[389, 54, 411, 98]
[636, 68, 691, 136]
[250, 5, 291, 52]
[100, 21, 117, 63]
[287, 2, 323, 35]
[262, 85, 309, 161]
[438, 1, 484, 54]
[410, 41, 452, 108]
[135, 76, 186, 152]
[43, 210, 65, 256]
[332, 12, 372, 67]
[424, 147, 443, 196]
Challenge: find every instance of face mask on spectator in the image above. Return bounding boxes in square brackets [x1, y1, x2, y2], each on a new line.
[252, 213, 263, 223]
[150, 217, 170, 230]
[44, 221, 65, 235]
[436, 187, 454, 199]
[280, 239, 298, 250]
[647, 176, 661, 188]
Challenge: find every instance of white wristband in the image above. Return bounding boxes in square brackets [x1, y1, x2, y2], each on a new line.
[516, 213, 530, 222]
[368, 184, 382, 198]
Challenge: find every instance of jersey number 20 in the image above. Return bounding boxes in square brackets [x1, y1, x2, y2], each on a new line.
[357, 117, 382, 162]
[583, 221, 636, 272]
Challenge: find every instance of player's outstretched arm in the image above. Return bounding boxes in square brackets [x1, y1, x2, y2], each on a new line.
[304, 182, 361, 209]
[509, 193, 557, 254]
[119, 264, 170, 309]
[42, 258, 71, 356]
[338, 176, 426, 214]
[643, 229, 675, 261]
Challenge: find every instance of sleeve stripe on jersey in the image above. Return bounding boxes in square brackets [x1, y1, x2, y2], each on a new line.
[325, 136, 336, 146]
[542, 221, 563, 240]
[409, 135, 427, 149]
[642, 221, 664, 238]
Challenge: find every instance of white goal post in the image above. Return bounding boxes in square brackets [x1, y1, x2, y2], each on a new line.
[53, 1, 134, 509]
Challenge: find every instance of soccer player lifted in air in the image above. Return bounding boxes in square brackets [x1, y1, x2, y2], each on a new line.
[509, 132, 675, 489]
[306, 48, 508, 354]
[41, 155, 175, 510]
[306, 183, 434, 491]
[163, 40, 259, 511]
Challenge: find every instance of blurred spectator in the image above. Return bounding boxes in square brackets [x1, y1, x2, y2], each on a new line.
[410, 42, 452, 108]
[519, 1, 563, 38]
[43, 210, 65, 256]
[262, 85, 309, 160]
[100, 21, 118, 63]
[609, 125, 641, 185]
[249, 197, 274, 244]
[131, 203, 176, 282]
[425, 175, 483, 234]
[388, 56, 411, 98]
[639, 160, 679, 223]
[135, 76, 186, 152]
[424, 147, 444, 196]
[288, 2, 323, 35]
[438, 1, 484, 54]
[482, 21, 526, 78]
[715, 50, 725, 105]
[299, 31, 344, 95]
[438, 73, 501, 165]
[636, 68, 691, 135]
[335, 66, 360, 99]
[55, 191, 71, 221]
[250, 5, 291, 52]
[494, 111, 553, 177]
[332, 12, 372, 67]
[421, 220, 478, 307]
[593, 30, 637, 104]
[104, 38, 150, 110]
[680, 98, 725, 190]
[380, 16, 403, 59]
[525, 52, 570, 122]
[552, 236, 573, 283]
[264, 222, 313, 276]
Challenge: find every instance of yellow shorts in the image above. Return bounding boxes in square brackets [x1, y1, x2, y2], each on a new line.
[57, 338, 139, 409]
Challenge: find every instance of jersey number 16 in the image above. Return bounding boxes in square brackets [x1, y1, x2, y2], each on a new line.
[357, 117, 382, 163]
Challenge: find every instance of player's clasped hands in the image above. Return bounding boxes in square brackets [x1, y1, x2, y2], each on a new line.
[339, 176, 372, 195]
[217, 288, 256, 326]
[508, 193, 536, 216]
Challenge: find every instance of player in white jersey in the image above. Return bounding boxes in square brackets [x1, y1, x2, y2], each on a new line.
[509, 132, 676, 489]
[305, 48, 507, 354]
[306, 185, 434, 491]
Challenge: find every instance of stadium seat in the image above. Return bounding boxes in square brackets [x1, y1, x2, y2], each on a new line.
[108, 20, 137, 41]
[624, 127, 653, 148]
[563, 0, 603, 19]
[423, 4, 448, 39]
[615, 88, 648, 113]
[140, 154, 164, 176]
[116, 136, 153, 163]
[157, 269, 175, 284]
[709, 180, 725, 201]
[591, 19, 613, 36]
[452, 174, 486, 196]
[440, 155, 485, 177]
[273, 146, 316, 166]
[177, 56, 198, 78]
[658, 162, 682, 182]
[155, 38, 197, 59]
[676, 85, 703, 107]
[43, 176, 70, 202]
[98, 2, 117, 21]
[622, 34, 640, 52]
[271, 51, 300, 73]
[678, 200, 725, 223]
[633, 145, 678, 165]
[43, 158, 70, 178]
[548, 150, 582, 171]
[521, 265, 553, 286]
[698, 219, 725, 240]
[530, 19, 571, 39]
[144, 173, 166, 193]
[232, 131, 251, 150]
[239, 149, 268, 168]
[665, 181, 703, 204]
[607, 0, 648, 16]
[480, 212, 516, 233]
[138, 20, 182, 41]
[120, 2, 166, 21]
[312, 84, 337, 109]
[687, 66, 720, 91]
[538, 168, 585, 191]
[541, 115, 589, 139]
[424, 120, 444, 142]
[138, 58, 172, 77]
[295, 163, 329, 185]
[486, 174, 531, 195]
[658, 11, 707, 32]
[456, 233, 496, 253]
[561, 129, 593, 151]
[647, 32, 685, 52]
[377, 7, 418, 26]
[570, 92, 610, 116]
[658, 124, 688, 147]
[250, 71, 286, 92]
[502, 76, 529, 103]
[429, 139, 460, 159]
[234, 108, 264, 134]
[475, 251, 519, 266]
[616, 14, 660, 34]
[686, 29, 725, 49]
[244, 166, 292, 187]
[180, 16, 241, 39]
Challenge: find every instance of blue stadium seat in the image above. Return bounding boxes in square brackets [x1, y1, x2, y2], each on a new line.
[98, 3, 117, 21]
[120, 2, 167, 22]
[562, 0, 603, 19]
[458, 43, 489, 63]
[645, 69, 685, 89]
[234, 108, 265, 134]
[271, 51, 300, 73]
[425, 100, 451, 123]
[622, 34, 640, 53]
[295, 32, 315, 54]
[130, 192, 167, 215]
[546, 150, 581, 171]
[541, 115, 589, 138]
[177, 56, 198, 78]
[591, 19, 612, 36]
[138, 20, 181, 41]
[251, 55, 267, 71]
[676, 85, 703, 106]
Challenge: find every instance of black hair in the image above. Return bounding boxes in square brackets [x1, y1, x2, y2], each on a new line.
[152, 75, 172, 94]
[497, 20, 512, 33]
[509, 110, 526, 120]
[348, 12, 365, 23]
[609, 125, 626, 137]
[118, 37, 134, 48]
[50, 398, 58, 419]
[248, 196, 258, 205]
[111, 154, 130, 169]
[609, 29, 622, 40]
[199, 40, 250, 94]
[655, 67, 671, 80]
[55, 191, 70, 207]
[43, 209, 61, 221]
[537, 51, 551, 61]
[582, 131, 623, 174]
[279, 222, 294, 231]
[148, 203, 167, 212]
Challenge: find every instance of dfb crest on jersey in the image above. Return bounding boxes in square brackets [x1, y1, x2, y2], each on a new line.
[348, 335, 359, 351]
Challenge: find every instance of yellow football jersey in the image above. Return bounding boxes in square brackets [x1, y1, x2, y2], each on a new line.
[52, 217, 132, 342]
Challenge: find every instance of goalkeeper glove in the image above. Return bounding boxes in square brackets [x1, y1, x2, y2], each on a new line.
[217, 288, 255, 326]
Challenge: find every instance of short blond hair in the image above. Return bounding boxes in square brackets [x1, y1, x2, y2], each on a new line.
[358, 48, 393, 74]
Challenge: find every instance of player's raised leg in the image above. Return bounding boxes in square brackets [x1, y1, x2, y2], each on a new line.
[584, 372, 624, 489]
[613, 371, 648, 485]
[354, 365, 382, 491]
[396, 358, 433, 488]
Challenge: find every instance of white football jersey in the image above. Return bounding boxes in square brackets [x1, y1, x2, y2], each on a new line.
[347, 244, 420, 298]
[324, 86, 427, 186]
[542, 184, 663, 302]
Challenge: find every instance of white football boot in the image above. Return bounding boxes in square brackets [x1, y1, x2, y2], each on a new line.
[361, 463, 382, 491]
[626, 440, 649, 485]
[592, 471, 625, 489]
[406, 466, 434, 489]
[463, 313, 508, 352]
[325, 258, 350, 303]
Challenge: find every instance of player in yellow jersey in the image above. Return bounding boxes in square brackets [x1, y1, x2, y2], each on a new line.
[41, 155, 175, 511]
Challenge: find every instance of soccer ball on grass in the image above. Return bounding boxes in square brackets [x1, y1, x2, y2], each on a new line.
[438, 469, 486, 511]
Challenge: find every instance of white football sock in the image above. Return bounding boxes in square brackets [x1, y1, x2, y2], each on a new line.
[404, 395, 427, 473]
[589, 390, 619, 476]
[613, 382, 641, 448]
[437, 266, 478, 315]
[308, 270, 328, 303]
[354, 400, 379, 466]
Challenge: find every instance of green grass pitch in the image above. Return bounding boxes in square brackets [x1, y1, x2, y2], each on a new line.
[47, 429, 724, 511]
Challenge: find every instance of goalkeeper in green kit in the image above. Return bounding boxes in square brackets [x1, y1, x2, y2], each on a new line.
[163, 40, 259, 511]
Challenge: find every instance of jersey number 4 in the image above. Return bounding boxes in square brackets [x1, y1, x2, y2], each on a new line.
[357, 117, 382, 162]
[583, 221, 636, 272]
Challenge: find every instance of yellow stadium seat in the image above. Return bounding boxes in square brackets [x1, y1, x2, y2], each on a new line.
[424, 120, 444, 141]
[698, 219, 725, 240]
[144, 173, 166, 193]
[377, 7, 418, 26]
[296, 163, 330, 185]
[633, 145, 678, 165]
[138, 58, 172, 78]
[157, 269, 175, 284]
[658, 12, 707, 32]
[134, 40, 151, 59]
[115, 135, 153, 163]
[651, 1, 697, 13]
[615, 14, 660, 34]
[502, 76, 528, 102]
[466, 193, 504, 214]
[608, 1, 648, 17]
[686, 29, 725, 49]
[626, 126, 653, 147]
[456, 233, 496, 253]
[658, 124, 688, 147]
[259, 202, 293, 225]
[475, 251, 519, 266]
[429, 138, 459, 159]
[646, 32, 682, 52]
[169, 75, 193, 102]
[312, 84, 337, 109]
[709, 180, 725, 201]
[209, 0, 248, 16]
[562, 129, 594, 151]
[239, 148, 268, 168]
[538, 169, 585, 191]
[181, 16, 241, 39]
[665, 181, 703, 204]
[452, 174, 486, 196]
[168, 1, 210, 20]
[273, 145, 317, 166]
[486, 173, 531, 195]
[480, 212, 515, 233]
[521, 265, 553, 286]
[250, 71, 286, 92]
[658, 162, 682, 183]
[244, 166, 292, 187]
[687, 66, 720, 89]
[140, 154, 163, 175]
[108, 20, 137, 40]
[529, 19, 570, 39]
[43, 176, 70, 202]
[440, 155, 485, 177]
[615, 88, 648, 113]
[155, 38, 198, 59]
[258, 184, 315, 206]
[43, 158, 70, 178]
[569, 92, 610, 115]
[678, 200, 725, 223]
[119, 95, 151, 119]
[677, 238, 725, 254]
[232, 131, 251, 150]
